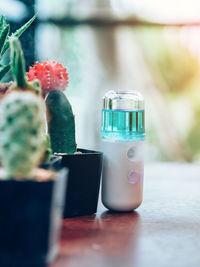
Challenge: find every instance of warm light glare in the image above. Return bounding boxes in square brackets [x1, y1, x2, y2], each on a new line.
[110, 0, 200, 23]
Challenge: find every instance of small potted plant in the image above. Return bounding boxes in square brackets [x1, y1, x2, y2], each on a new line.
[27, 61, 103, 218]
[0, 15, 36, 82]
[0, 37, 68, 266]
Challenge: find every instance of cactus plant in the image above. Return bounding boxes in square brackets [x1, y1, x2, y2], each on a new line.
[0, 15, 36, 81]
[9, 37, 51, 163]
[27, 61, 76, 154]
[27, 61, 69, 96]
[46, 90, 76, 154]
[9, 36, 41, 95]
[0, 91, 46, 179]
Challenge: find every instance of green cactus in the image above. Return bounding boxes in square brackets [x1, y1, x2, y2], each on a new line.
[10, 36, 26, 88]
[9, 37, 51, 164]
[0, 91, 46, 179]
[26, 61, 76, 154]
[46, 90, 76, 154]
[0, 15, 36, 81]
[43, 134, 53, 164]
[9, 36, 41, 95]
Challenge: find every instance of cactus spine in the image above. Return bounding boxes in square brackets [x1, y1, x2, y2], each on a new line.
[46, 90, 76, 154]
[0, 91, 46, 179]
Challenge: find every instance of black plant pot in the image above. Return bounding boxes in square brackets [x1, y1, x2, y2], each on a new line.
[0, 168, 68, 267]
[61, 148, 103, 218]
[41, 155, 62, 171]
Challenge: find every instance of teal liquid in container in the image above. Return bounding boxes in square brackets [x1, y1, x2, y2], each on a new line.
[102, 109, 145, 141]
[101, 90, 145, 142]
[101, 90, 145, 212]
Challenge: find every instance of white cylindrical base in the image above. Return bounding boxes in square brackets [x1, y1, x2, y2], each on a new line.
[101, 140, 144, 212]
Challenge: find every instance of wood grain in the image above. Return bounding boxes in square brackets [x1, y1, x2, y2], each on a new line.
[50, 163, 200, 267]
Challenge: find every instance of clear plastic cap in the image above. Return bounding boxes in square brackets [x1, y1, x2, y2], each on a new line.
[103, 90, 144, 111]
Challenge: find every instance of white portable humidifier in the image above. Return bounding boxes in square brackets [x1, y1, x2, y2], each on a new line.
[101, 90, 145, 212]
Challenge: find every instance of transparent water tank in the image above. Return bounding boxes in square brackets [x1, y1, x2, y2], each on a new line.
[101, 90, 145, 142]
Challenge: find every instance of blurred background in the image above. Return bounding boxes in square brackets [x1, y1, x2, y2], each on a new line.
[1, 0, 200, 163]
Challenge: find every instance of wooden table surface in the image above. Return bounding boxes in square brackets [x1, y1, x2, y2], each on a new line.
[50, 163, 200, 267]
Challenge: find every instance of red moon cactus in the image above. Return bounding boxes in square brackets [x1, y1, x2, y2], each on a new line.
[27, 61, 69, 96]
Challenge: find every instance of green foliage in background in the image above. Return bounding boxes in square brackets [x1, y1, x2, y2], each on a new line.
[135, 26, 200, 162]
[186, 103, 200, 161]
[0, 15, 36, 81]
[136, 26, 199, 95]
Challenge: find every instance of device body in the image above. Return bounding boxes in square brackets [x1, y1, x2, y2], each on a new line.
[102, 140, 144, 211]
[101, 90, 145, 212]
